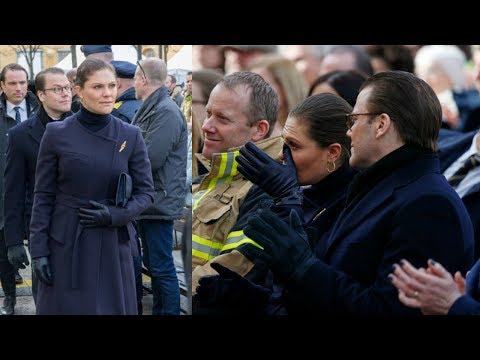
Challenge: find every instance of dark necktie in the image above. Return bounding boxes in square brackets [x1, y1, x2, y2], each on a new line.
[447, 153, 480, 188]
[13, 106, 21, 124]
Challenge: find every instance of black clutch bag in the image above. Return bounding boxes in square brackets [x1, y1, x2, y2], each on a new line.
[115, 172, 132, 207]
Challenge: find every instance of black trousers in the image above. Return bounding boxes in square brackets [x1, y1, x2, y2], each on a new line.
[0, 229, 16, 298]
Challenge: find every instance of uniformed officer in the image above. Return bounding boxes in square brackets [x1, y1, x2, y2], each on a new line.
[111, 61, 142, 124]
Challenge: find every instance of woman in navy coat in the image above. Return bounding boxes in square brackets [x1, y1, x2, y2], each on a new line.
[29, 58, 154, 315]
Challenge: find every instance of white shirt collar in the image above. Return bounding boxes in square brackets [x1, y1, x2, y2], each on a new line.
[6, 99, 27, 113]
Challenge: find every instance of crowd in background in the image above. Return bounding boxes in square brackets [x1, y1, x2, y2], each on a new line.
[191, 45, 480, 315]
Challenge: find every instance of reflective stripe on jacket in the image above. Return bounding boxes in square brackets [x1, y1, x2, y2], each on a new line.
[191, 136, 284, 291]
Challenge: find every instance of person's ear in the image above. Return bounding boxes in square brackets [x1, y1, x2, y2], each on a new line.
[251, 119, 270, 142]
[327, 143, 342, 163]
[37, 90, 46, 103]
[375, 113, 393, 139]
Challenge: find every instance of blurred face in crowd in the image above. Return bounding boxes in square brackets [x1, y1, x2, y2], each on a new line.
[472, 48, 480, 91]
[193, 45, 224, 71]
[185, 74, 192, 93]
[202, 84, 258, 159]
[1, 69, 28, 105]
[224, 49, 262, 73]
[280, 116, 333, 186]
[37, 73, 72, 118]
[165, 75, 175, 91]
[284, 45, 322, 86]
[76, 69, 117, 115]
[319, 52, 356, 76]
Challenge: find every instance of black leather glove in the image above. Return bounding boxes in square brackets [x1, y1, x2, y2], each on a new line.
[236, 142, 302, 206]
[194, 262, 271, 312]
[7, 244, 30, 269]
[244, 208, 317, 284]
[32, 256, 52, 286]
[78, 200, 112, 227]
[466, 258, 480, 300]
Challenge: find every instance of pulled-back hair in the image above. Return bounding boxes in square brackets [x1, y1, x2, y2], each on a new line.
[360, 70, 441, 152]
[289, 93, 352, 164]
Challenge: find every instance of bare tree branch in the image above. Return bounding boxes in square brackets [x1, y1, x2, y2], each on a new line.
[9, 45, 42, 78]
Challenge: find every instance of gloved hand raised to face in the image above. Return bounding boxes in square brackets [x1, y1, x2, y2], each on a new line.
[194, 262, 271, 313]
[33, 256, 52, 286]
[244, 208, 317, 284]
[7, 244, 30, 269]
[236, 142, 302, 206]
[78, 200, 112, 227]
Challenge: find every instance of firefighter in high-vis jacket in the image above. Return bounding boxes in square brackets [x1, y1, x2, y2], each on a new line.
[191, 71, 284, 293]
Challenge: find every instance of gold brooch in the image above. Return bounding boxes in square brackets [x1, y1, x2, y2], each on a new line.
[119, 141, 126, 152]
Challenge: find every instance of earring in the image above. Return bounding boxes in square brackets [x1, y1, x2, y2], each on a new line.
[326, 161, 336, 173]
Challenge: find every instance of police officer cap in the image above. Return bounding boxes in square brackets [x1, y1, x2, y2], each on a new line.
[81, 45, 112, 57]
[111, 60, 136, 79]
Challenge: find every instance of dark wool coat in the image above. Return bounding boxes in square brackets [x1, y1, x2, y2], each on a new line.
[29, 114, 154, 315]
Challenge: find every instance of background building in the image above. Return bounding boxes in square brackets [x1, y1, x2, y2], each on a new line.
[0, 45, 188, 79]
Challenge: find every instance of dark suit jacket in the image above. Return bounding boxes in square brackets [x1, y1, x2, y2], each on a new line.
[4, 112, 47, 247]
[286, 153, 474, 315]
[439, 130, 480, 260]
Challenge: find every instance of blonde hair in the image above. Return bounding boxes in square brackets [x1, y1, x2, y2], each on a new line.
[249, 54, 307, 129]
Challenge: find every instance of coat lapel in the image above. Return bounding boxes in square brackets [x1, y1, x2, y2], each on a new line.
[27, 116, 45, 145]
[324, 180, 394, 256]
[324, 156, 440, 257]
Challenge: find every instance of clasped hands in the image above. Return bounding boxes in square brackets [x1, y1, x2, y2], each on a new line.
[389, 258, 480, 315]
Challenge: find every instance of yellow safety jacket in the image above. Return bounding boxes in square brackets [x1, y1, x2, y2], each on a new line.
[192, 136, 284, 292]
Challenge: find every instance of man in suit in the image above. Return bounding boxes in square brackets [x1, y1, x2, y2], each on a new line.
[3, 67, 72, 314]
[242, 71, 474, 315]
[0, 63, 40, 315]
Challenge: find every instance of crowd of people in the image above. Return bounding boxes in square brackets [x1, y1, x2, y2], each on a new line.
[191, 45, 480, 316]
[4, 43, 480, 316]
[0, 45, 190, 315]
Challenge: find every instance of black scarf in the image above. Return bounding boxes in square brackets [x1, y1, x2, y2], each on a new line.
[38, 105, 72, 127]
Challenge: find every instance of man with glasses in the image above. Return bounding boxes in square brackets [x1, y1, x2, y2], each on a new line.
[3, 67, 72, 314]
[242, 71, 474, 315]
[132, 58, 188, 315]
[0, 63, 40, 315]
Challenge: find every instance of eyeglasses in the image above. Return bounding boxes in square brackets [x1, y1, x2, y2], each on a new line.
[44, 85, 72, 95]
[137, 60, 147, 79]
[345, 112, 382, 130]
